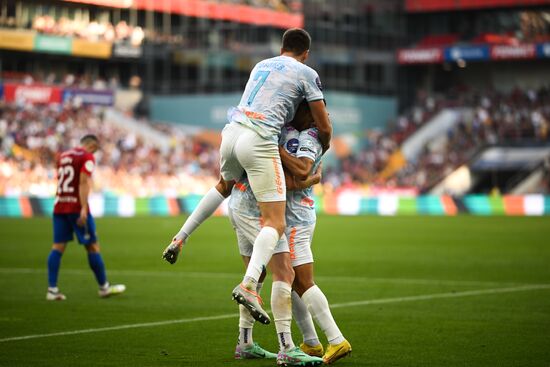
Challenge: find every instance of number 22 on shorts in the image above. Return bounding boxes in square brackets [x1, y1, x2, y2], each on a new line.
[247, 71, 270, 106]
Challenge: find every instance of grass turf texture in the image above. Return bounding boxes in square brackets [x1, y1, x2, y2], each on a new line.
[0, 215, 549, 366]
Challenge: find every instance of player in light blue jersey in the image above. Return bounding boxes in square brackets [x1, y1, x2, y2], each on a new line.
[229, 101, 351, 365]
[228, 47, 324, 144]
[163, 29, 332, 346]
[278, 103, 352, 365]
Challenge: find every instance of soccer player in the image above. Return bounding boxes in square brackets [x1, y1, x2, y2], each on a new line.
[229, 102, 351, 365]
[163, 28, 332, 325]
[46, 134, 125, 301]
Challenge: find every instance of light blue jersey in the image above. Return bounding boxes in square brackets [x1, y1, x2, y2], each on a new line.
[284, 127, 323, 226]
[228, 126, 323, 226]
[227, 56, 324, 143]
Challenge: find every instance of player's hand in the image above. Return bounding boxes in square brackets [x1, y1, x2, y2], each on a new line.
[77, 208, 88, 227]
[162, 238, 184, 265]
[315, 162, 323, 179]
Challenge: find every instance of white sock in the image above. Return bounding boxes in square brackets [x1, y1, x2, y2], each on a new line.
[237, 282, 263, 347]
[271, 281, 295, 352]
[238, 325, 253, 347]
[291, 290, 320, 347]
[174, 187, 225, 241]
[243, 227, 279, 283]
[302, 285, 345, 345]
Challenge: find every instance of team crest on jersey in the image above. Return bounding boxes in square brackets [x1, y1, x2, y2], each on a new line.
[286, 138, 299, 154]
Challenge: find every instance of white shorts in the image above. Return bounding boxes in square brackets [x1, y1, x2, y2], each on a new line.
[286, 224, 315, 267]
[228, 208, 289, 257]
[220, 122, 286, 202]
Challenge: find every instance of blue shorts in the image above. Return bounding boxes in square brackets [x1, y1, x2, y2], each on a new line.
[53, 213, 98, 246]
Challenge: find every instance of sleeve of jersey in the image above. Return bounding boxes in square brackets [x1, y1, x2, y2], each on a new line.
[81, 156, 95, 176]
[301, 68, 324, 102]
[296, 130, 322, 162]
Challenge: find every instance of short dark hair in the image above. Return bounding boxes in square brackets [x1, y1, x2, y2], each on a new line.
[80, 134, 99, 145]
[282, 28, 311, 55]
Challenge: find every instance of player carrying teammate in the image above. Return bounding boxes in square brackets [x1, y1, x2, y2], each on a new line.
[163, 28, 332, 327]
[229, 102, 352, 365]
[46, 134, 125, 301]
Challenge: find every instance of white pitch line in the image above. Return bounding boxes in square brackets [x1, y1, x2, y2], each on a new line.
[0, 314, 238, 343]
[1, 283, 548, 343]
[0, 268, 522, 287]
[330, 284, 550, 309]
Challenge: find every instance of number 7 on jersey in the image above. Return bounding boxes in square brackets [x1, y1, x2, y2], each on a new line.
[247, 70, 271, 106]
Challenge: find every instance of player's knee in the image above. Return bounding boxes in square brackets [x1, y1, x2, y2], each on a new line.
[275, 220, 286, 237]
[279, 261, 295, 284]
[85, 243, 101, 253]
[52, 244, 66, 253]
[293, 277, 314, 297]
[271, 259, 294, 284]
[265, 219, 286, 237]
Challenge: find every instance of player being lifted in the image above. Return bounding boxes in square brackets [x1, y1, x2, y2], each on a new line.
[229, 101, 351, 365]
[163, 28, 331, 326]
[46, 134, 125, 301]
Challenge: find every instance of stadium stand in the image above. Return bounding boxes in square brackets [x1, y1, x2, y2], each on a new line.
[2, 83, 548, 197]
[0, 102, 219, 197]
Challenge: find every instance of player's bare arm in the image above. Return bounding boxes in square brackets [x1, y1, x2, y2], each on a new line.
[284, 163, 322, 191]
[308, 100, 332, 152]
[294, 162, 322, 190]
[279, 146, 314, 180]
[77, 172, 91, 226]
[215, 177, 236, 198]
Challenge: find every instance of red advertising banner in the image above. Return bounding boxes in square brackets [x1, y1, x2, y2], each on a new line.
[491, 44, 536, 60]
[406, 0, 550, 12]
[62, 0, 303, 29]
[3, 84, 63, 104]
[397, 48, 443, 64]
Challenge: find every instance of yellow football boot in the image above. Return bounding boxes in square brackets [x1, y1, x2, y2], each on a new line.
[299, 342, 324, 358]
[323, 339, 352, 364]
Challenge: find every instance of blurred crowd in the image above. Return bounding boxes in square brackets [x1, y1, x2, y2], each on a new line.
[400, 87, 550, 192]
[322, 93, 448, 191]
[1, 86, 549, 197]
[0, 104, 218, 197]
[31, 16, 144, 45]
[325, 86, 550, 193]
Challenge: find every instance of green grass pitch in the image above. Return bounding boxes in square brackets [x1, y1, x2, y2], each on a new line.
[1, 215, 549, 366]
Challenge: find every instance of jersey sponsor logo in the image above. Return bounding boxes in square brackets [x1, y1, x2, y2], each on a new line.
[57, 196, 78, 203]
[286, 138, 299, 154]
